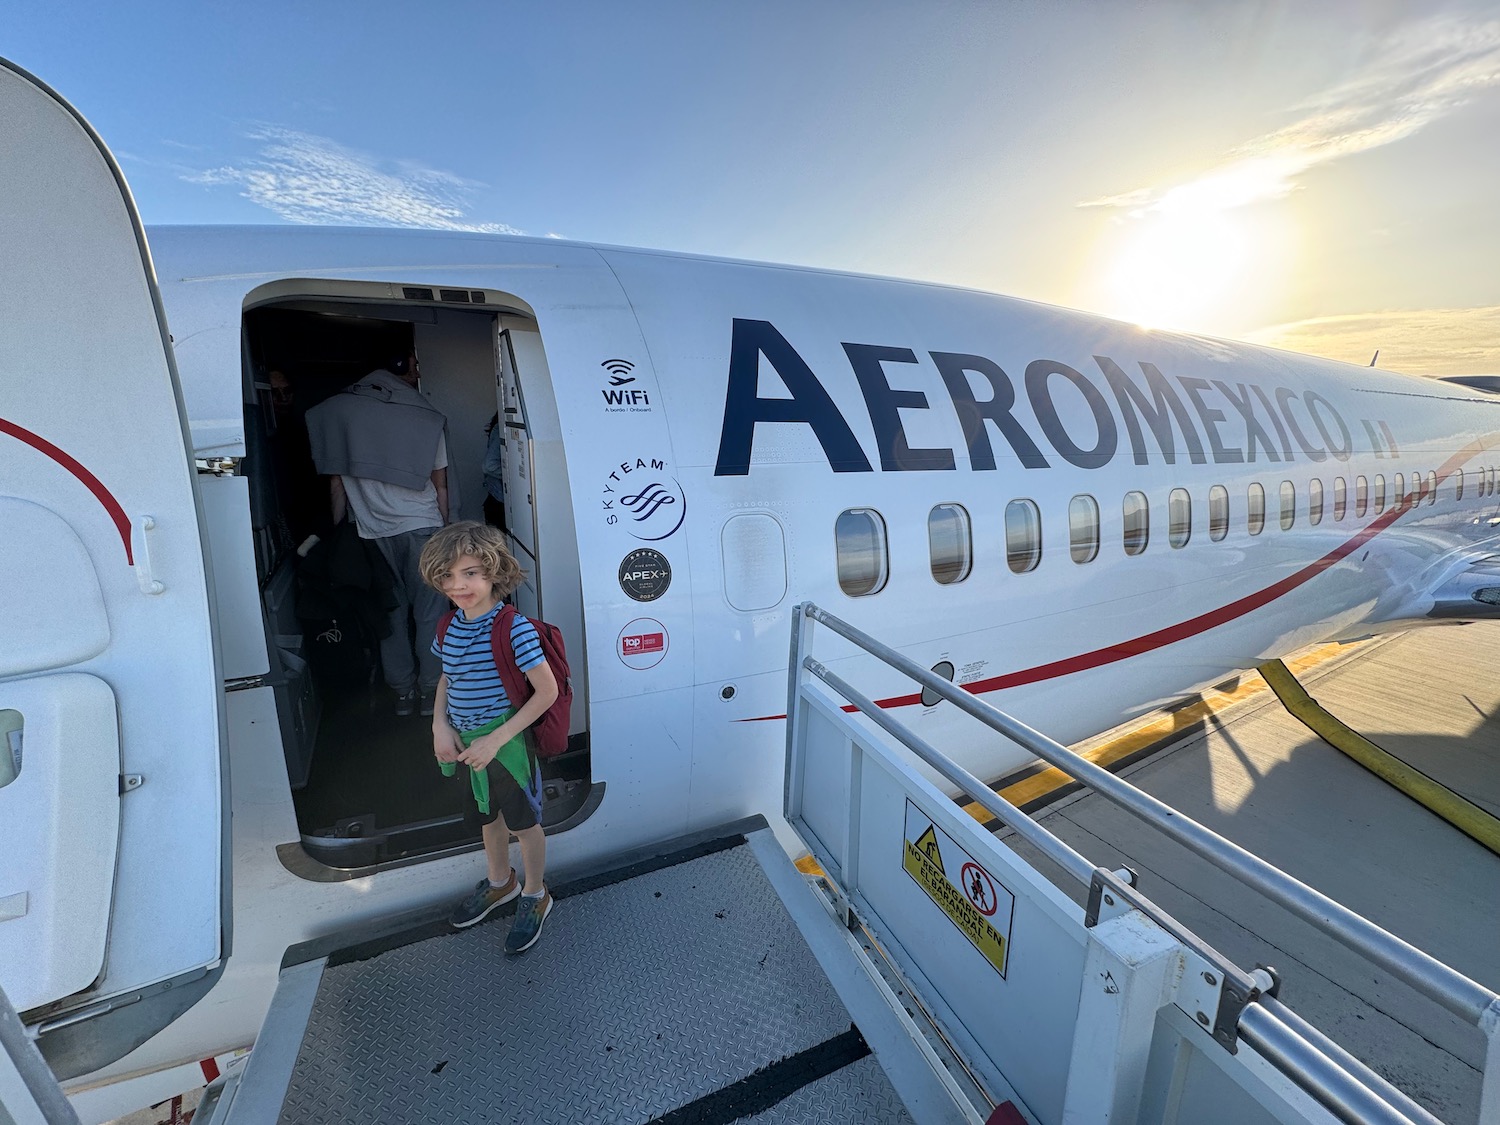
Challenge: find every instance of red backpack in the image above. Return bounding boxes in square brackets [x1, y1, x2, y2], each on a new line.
[436, 604, 574, 757]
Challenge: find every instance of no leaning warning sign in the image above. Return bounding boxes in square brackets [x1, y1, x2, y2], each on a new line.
[902, 800, 1015, 977]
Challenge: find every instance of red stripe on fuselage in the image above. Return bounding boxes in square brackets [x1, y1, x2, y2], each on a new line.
[0, 417, 134, 564]
[742, 438, 1500, 723]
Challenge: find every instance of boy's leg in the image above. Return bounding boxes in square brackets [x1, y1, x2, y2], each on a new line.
[482, 814, 516, 886]
[516, 823, 546, 896]
[450, 769, 521, 928]
[486, 771, 551, 953]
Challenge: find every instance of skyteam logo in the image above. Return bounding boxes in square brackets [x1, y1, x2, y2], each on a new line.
[601, 455, 688, 541]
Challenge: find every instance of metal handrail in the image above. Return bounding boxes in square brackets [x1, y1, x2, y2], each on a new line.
[1238, 1004, 1423, 1125]
[803, 660, 1096, 888]
[796, 602, 1500, 1031]
[1259, 996, 1445, 1125]
[810, 661, 1269, 1005]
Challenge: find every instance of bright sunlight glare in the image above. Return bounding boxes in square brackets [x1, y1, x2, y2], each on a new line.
[1103, 209, 1250, 332]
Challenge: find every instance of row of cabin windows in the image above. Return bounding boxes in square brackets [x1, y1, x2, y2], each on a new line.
[835, 466, 1500, 597]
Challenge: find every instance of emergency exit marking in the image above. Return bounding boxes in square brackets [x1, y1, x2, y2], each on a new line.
[902, 800, 1014, 978]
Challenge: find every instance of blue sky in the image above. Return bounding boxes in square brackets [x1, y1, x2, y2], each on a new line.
[8, 1, 1499, 373]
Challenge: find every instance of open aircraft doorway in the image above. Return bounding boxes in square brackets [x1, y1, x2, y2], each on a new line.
[239, 285, 593, 873]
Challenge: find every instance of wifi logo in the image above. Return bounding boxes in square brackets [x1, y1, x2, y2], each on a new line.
[602, 358, 636, 386]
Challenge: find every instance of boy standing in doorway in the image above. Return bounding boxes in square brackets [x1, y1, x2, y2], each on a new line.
[419, 522, 558, 952]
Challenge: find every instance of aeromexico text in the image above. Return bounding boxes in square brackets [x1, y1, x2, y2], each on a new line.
[714, 319, 1386, 476]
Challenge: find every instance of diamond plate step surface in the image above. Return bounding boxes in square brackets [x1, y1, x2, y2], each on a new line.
[277, 842, 917, 1124]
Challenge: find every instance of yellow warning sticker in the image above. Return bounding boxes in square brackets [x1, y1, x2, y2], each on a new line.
[913, 824, 944, 868]
[902, 800, 1014, 977]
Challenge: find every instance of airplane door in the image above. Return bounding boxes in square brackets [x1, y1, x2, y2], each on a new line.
[496, 326, 540, 619]
[0, 57, 226, 1053]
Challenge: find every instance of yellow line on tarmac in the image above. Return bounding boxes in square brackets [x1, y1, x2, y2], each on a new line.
[960, 643, 1350, 824]
[1259, 657, 1500, 857]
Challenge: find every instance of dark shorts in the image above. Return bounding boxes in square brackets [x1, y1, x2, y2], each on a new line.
[458, 755, 539, 833]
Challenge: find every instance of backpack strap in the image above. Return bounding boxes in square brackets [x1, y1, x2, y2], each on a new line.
[490, 603, 531, 715]
[436, 609, 457, 651]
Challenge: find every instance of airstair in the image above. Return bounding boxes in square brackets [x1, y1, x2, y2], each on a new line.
[4, 604, 1498, 1124]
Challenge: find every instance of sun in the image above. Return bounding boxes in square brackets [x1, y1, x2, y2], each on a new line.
[1102, 207, 1251, 332]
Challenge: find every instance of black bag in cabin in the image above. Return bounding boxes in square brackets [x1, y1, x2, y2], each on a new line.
[294, 521, 396, 690]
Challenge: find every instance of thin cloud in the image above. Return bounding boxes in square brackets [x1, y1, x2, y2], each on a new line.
[1246, 306, 1500, 377]
[1082, 15, 1500, 216]
[186, 126, 519, 233]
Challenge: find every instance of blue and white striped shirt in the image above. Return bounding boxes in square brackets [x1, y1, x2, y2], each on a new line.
[433, 605, 544, 732]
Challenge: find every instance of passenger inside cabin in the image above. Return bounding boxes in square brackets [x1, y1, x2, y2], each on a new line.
[304, 351, 452, 718]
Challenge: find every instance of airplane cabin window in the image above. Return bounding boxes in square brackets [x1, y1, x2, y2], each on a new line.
[1123, 491, 1150, 555]
[835, 508, 889, 597]
[1308, 479, 1324, 525]
[1355, 475, 1369, 517]
[928, 503, 973, 585]
[1333, 477, 1347, 520]
[1455, 469, 1464, 501]
[1208, 485, 1229, 542]
[1168, 488, 1192, 548]
[1489, 467, 1496, 496]
[1394, 473, 1405, 505]
[1069, 494, 1100, 564]
[1005, 499, 1043, 573]
[1426, 471, 1436, 503]
[1279, 481, 1296, 530]
[0, 711, 20, 791]
[1248, 482, 1265, 536]
[1374, 474, 1386, 513]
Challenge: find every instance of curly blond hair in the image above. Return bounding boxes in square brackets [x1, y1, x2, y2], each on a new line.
[418, 521, 527, 598]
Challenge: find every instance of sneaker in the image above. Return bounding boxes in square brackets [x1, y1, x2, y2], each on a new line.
[394, 688, 418, 717]
[449, 870, 520, 929]
[505, 889, 553, 953]
[419, 686, 437, 718]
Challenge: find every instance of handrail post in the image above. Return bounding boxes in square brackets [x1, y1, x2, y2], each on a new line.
[784, 602, 815, 823]
[1062, 912, 1180, 1123]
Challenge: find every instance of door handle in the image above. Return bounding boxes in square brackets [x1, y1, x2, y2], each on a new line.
[133, 515, 166, 595]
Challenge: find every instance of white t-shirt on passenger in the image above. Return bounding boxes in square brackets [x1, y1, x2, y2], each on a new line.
[343, 433, 448, 539]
